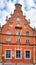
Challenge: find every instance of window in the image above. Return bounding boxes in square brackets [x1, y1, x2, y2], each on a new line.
[6, 30, 11, 34]
[9, 22, 13, 27]
[25, 51, 30, 59]
[16, 17, 21, 21]
[16, 23, 20, 27]
[16, 38, 20, 43]
[16, 50, 21, 58]
[5, 50, 12, 58]
[16, 31, 21, 35]
[26, 39, 30, 43]
[6, 38, 11, 42]
[26, 31, 29, 36]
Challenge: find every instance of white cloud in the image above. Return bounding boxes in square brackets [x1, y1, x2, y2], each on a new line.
[0, 0, 36, 28]
[25, 8, 36, 28]
[0, 0, 5, 9]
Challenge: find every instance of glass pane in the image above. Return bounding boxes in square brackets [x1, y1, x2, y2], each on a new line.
[16, 50, 21, 58]
[26, 32, 29, 36]
[16, 31, 20, 35]
[6, 30, 11, 34]
[26, 51, 30, 58]
[6, 50, 11, 58]
[6, 38, 11, 42]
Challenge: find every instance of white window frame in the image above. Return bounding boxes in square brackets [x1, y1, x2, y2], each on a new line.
[15, 48, 22, 59]
[5, 49, 12, 59]
[24, 50, 31, 59]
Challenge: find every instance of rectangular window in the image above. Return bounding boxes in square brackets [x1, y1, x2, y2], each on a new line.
[26, 51, 30, 58]
[16, 50, 21, 58]
[26, 39, 29, 43]
[16, 38, 20, 43]
[5, 50, 12, 58]
[16, 31, 21, 35]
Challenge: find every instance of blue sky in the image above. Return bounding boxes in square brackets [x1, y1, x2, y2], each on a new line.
[0, 0, 36, 28]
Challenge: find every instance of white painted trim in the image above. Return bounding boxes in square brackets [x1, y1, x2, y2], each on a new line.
[15, 48, 22, 59]
[24, 49, 31, 59]
[5, 49, 12, 59]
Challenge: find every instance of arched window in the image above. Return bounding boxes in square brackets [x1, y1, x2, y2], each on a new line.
[6, 30, 11, 34]
[26, 31, 29, 36]
[6, 38, 11, 42]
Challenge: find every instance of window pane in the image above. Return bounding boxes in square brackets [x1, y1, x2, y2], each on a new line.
[26, 51, 30, 58]
[6, 38, 11, 42]
[16, 17, 21, 21]
[26, 32, 29, 36]
[26, 39, 29, 43]
[9, 22, 13, 27]
[16, 50, 21, 58]
[6, 50, 11, 58]
[6, 30, 11, 34]
[16, 39, 20, 43]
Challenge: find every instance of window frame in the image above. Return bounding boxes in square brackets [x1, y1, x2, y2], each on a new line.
[24, 50, 31, 59]
[6, 38, 11, 42]
[16, 17, 21, 21]
[26, 39, 30, 43]
[6, 30, 11, 35]
[15, 48, 22, 59]
[16, 38, 21, 43]
[16, 31, 21, 35]
[26, 31, 30, 36]
[5, 49, 12, 59]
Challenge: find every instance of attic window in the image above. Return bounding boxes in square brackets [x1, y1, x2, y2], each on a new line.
[26, 31, 29, 36]
[9, 22, 13, 27]
[16, 17, 21, 21]
[16, 23, 20, 27]
[6, 30, 11, 34]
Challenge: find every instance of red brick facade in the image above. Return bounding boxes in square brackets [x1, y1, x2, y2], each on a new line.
[0, 4, 36, 64]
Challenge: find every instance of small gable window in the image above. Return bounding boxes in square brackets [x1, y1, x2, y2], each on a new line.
[26, 31, 29, 36]
[16, 23, 20, 27]
[6, 30, 11, 34]
[16, 17, 21, 21]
